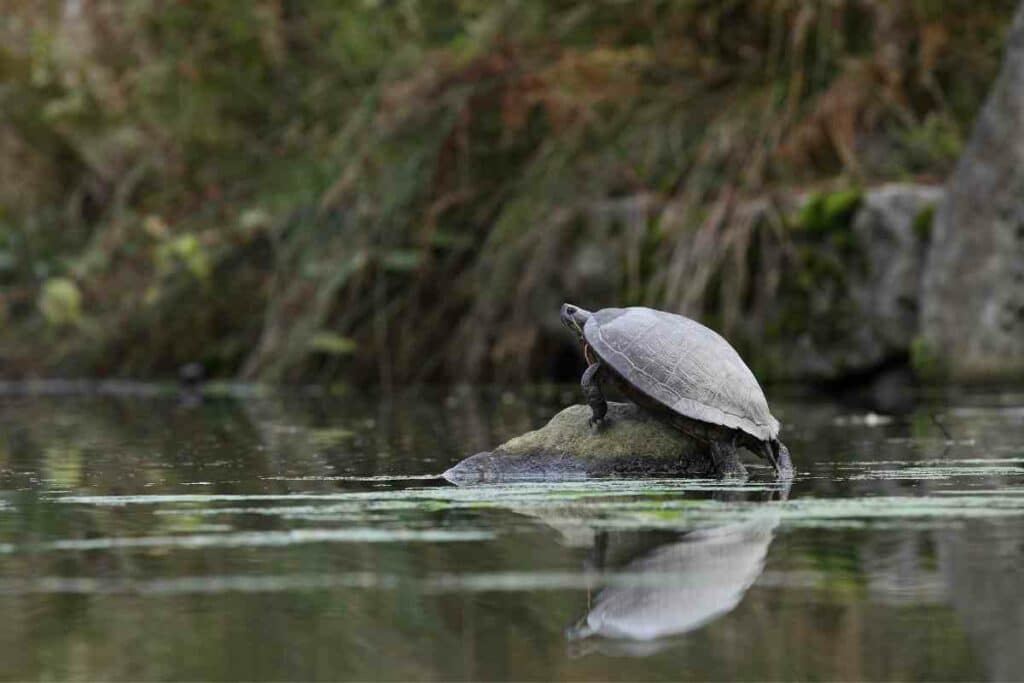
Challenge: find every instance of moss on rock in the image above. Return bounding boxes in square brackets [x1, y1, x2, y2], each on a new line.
[910, 335, 943, 380]
[501, 403, 691, 460]
[795, 188, 864, 237]
[913, 204, 936, 242]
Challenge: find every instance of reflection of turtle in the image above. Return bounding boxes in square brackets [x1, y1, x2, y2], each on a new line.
[566, 513, 779, 647]
[560, 304, 792, 477]
[567, 485, 789, 651]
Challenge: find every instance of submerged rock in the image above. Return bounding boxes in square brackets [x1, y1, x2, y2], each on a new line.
[443, 402, 734, 484]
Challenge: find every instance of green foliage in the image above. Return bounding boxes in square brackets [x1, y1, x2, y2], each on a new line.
[900, 114, 964, 172]
[155, 234, 211, 282]
[308, 332, 358, 356]
[38, 277, 82, 327]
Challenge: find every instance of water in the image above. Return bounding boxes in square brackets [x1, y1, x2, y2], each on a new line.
[0, 383, 1022, 681]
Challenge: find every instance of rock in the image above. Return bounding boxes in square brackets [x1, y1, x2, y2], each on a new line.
[443, 402, 728, 484]
[780, 184, 942, 380]
[848, 185, 943, 364]
[921, 3, 1024, 380]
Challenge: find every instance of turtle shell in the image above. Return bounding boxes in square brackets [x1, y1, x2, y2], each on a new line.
[584, 307, 779, 441]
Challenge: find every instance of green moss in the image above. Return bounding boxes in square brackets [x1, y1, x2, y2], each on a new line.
[795, 194, 826, 233]
[795, 188, 863, 236]
[823, 189, 863, 226]
[910, 336, 942, 379]
[498, 404, 699, 461]
[913, 204, 936, 242]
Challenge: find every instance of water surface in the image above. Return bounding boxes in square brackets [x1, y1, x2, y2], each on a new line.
[0, 383, 1022, 681]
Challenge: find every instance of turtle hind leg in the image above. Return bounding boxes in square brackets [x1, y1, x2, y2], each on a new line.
[581, 361, 607, 428]
[709, 438, 746, 479]
[771, 439, 794, 479]
[750, 436, 794, 480]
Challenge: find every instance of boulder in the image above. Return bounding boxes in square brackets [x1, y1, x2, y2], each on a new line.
[779, 184, 942, 380]
[921, 2, 1024, 379]
[849, 185, 944, 364]
[443, 402, 731, 484]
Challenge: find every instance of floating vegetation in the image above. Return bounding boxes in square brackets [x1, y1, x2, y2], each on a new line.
[47, 478, 777, 508]
[34, 455, 1024, 543]
[830, 458, 1024, 467]
[844, 464, 1024, 480]
[774, 495, 1024, 525]
[0, 528, 494, 555]
[0, 570, 763, 597]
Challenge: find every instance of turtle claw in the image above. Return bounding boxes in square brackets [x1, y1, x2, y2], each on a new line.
[588, 416, 605, 431]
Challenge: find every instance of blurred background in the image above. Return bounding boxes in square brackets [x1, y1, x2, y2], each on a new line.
[2, 0, 1022, 387]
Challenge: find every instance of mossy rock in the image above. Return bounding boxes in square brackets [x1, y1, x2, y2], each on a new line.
[444, 402, 733, 484]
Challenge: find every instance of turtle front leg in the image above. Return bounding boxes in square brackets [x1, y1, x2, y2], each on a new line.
[709, 438, 747, 479]
[581, 361, 608, 428]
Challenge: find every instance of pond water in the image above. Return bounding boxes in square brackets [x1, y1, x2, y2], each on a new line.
[0, 382, 1022, 681]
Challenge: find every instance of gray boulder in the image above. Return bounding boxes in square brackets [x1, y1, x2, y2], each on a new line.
[782, 184, 941, 380]
[849, 185, 943, 364]
[443, 402, 729, 484]
[921, 2, 1024, 379]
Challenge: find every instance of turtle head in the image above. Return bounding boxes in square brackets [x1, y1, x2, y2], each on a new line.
[560, 303, 592, 340]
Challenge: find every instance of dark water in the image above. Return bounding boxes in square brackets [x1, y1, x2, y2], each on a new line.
[0, 383, 1022, 681]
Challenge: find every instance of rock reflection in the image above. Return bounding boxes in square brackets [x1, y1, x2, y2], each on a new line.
[567, 487, 787, 654]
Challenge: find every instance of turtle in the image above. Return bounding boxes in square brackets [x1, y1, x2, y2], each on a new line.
[560, 303, 792, 478]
